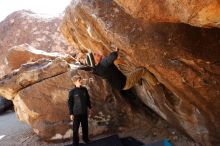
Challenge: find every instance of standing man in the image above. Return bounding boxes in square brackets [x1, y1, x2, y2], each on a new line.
[68, 76, 92, 146]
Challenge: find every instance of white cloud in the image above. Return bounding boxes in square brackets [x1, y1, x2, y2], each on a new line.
[0, 0, 71, 21]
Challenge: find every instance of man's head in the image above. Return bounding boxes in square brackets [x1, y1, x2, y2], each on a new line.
[71, 76, 82, 87]
[93, 52, 103, 65]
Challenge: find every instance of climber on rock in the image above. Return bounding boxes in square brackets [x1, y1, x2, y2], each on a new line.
[85, 47, 158, 91]
[81, 48, 158, 120]
[68, 76, 92, 146]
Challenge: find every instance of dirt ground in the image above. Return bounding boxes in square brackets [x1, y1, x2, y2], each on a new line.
[0, 111, 199, 146]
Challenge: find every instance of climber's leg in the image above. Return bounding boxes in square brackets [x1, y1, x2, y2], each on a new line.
[142, 69, 158, 86]
[86, 52, 95, 67]
[123, 67, 146, 90]
[123, 67, 158, 90]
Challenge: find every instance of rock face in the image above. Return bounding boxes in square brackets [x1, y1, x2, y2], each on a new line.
[0, 10, 74, 77]
[0, 59, 70, 100]
[61, 0, 220, 145]
[114, 0, 220, 28]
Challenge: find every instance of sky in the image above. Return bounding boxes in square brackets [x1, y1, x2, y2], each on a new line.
[0, 0, 72, 22]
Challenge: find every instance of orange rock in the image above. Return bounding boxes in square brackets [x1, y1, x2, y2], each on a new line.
[0, 59, 70, 100]
[61, 0, 220, 145]
[114, 0, 220, 28]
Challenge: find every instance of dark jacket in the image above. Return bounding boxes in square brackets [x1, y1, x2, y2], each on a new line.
[93, 51, 126, 90]
[68, 86, 91, 115]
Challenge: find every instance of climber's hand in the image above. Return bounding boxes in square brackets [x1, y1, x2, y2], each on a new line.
[70, 115, 74, 121]
[115, 47, 119, 52]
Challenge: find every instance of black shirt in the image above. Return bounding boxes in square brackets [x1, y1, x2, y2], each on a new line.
[68, 86, 91, 115]
[93, 51, 126, 90]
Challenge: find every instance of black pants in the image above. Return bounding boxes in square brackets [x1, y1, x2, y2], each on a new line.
[73, 114, 89, 145]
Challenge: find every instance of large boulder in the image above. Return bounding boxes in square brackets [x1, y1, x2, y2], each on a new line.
[0, 59, 70, 100]
[0, 10, 74, 77]
[114, 0, 220, 28]
[61, 0, 220, 145]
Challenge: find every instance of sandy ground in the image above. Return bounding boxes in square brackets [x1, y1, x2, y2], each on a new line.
[0, 111, 199, 146]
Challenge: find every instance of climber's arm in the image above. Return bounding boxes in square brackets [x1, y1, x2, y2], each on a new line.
[100, 48, 119, 67]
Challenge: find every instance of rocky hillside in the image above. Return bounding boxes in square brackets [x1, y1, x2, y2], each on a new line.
[0, 10, 74, 77]
[61, 0, 220, 145]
